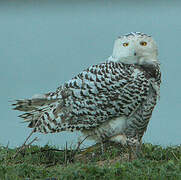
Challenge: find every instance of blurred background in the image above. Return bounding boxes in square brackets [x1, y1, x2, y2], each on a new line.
[1, 0, 180, 148]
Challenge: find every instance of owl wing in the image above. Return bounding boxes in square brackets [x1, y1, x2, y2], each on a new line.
[13, 61, 150, 133]
[63, 61, 149, 124]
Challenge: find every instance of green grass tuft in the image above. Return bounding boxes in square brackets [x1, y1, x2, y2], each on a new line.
[0, 143, 181, 179]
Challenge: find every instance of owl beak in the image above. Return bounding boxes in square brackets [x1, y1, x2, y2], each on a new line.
[134, 51, 140, 65]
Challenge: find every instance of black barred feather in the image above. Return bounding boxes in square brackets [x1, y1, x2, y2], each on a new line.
[12, 60, 161, 141]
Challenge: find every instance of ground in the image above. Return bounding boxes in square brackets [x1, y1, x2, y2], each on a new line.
[0, 142, 181, 179]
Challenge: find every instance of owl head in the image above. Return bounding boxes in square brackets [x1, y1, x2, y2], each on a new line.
[111, 32, 158, 65]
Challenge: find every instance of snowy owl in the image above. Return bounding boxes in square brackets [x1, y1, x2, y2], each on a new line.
[12, 32, 161, 146]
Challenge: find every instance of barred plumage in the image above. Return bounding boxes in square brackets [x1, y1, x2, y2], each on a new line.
[12, 32, 161, 145]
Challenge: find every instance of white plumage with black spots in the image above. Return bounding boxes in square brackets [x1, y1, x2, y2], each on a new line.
[12, 32, 161, 145]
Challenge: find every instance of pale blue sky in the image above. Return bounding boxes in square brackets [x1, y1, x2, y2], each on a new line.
[1, 1, 180, 148]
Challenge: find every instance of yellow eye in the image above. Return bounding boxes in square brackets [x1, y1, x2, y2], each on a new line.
[140, 41, 147, 46]
[123, 42, 129, 47]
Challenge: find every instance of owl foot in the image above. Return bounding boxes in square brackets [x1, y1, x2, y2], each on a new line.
[126, 138, 142, 160]
[109, 134, 127, 145]
[109, 134, 142, 160]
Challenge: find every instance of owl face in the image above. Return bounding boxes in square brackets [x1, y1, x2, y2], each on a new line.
[112, 32, 158, 65]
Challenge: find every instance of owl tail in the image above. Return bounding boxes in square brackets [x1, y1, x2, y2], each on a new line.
[12, 93, 57, 112]
[12, 93, 62, 132]
[12, 94, 89, 134]
[12, 98, 55, 112]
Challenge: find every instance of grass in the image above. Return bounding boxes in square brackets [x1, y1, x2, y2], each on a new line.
[0, 142, 181, 179]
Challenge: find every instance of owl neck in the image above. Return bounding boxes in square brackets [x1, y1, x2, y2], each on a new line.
[108, 56, 122, 62]
[108, 55, 161, 82]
